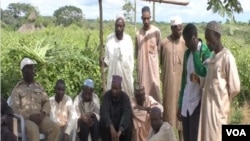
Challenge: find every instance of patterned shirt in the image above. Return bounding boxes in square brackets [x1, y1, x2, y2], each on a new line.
[50, 94, 77, 135]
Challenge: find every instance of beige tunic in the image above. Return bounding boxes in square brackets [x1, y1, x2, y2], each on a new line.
[160, 36, 186, 129]
[147, 122, 177, 141]
[131, 96, 163, 141]
[136, 25, 161, 102]
[198, 48, 240, 141]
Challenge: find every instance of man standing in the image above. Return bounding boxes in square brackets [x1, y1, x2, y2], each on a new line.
[198, 21, 240, 141]
[74, 79, 100, 141]
[147, 107, 177, 141]
[160, 16, 186, 140]
[131, 85, 163, 141]
[177, 23, 211, 141]
[135, 6, 161, 102]
[100, 75, 132, 141]
[104, 14, 134, 97]
[10, 57, 60, 141]
[50, 79, 77, 141]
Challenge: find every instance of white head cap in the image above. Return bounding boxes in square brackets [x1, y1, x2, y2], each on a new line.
[20, 57, 37, 70]
[116, 13, 125, 21]
[170, 16, 182, 26]
[83, 79, 94, 88]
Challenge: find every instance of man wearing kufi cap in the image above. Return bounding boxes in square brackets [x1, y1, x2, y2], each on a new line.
[73, 79, 100, 141]
[102, 12, 134, 97]
[135, 6, 161, 102]
[10, 57, 60, 141]
[197, 21, 240, 141]
[160, 16, 186, 140]
[100, 75, 133, 141]
[130, 85, 163, 141]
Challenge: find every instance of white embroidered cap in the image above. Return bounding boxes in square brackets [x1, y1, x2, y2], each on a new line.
[116, 13, 125, 21]
[170, 16, 182, 26]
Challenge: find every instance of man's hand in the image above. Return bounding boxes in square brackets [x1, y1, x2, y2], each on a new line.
[177, 108, 182, 121]
[190, 73, 200, 84]
[62, 133, 69, 141]
[110, 125, 117, 141]
[29, 113, 42, 125]
[116, 130, 122, 141]
[99, 57, 107, 67]
[81, 113, 93, 127]
[134, 106, 151, 113]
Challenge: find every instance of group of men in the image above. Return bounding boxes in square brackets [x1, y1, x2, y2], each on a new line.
[2, 5, 240, 141]
[4, 56, 175, 141]
[103, 5, 240, 141]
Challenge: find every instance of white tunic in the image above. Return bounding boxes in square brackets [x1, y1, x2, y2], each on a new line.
[104, 33, 134, 97]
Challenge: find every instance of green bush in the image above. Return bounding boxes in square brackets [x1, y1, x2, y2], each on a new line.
[1, 26, 102, 100]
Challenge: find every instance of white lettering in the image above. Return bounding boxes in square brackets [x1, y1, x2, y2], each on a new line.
[240, 129, 246, 136]
[226, 129, 246, 136]
[226, 129, 232, 136]
[232, 129, 239, 136]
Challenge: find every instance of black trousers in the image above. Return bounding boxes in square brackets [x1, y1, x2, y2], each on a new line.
[100, 121, 132, 141]
[182, 103, 201, 141]
[77, 117, 99, 141]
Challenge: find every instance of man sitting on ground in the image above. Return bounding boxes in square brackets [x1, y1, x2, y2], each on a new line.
[74, 79, 100, 141]
[100, 75, 133, 141]
[131, 85, 163, 141]
[147, 107, 176, 141]
[50, 79, 77, 141]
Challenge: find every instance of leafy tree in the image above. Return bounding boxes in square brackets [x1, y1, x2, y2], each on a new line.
[207, 0, 243, 22]
[122, 0, 134, 22]
[53, 5, 84, 26]
[0, 3, 38, 30]
[7, 3, 38, 18]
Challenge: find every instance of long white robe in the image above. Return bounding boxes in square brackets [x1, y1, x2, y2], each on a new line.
[198, 48, 240, 141]
[104, 33, 134, 97]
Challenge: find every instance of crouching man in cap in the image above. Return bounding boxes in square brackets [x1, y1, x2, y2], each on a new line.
[74, 79, 100, 141]
[131, 85, 163, 141]
[10, 57, 60, 141]
[100, 75, 133, 141]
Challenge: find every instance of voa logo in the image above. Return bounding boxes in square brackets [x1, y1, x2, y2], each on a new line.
[226, 129, 246, 136]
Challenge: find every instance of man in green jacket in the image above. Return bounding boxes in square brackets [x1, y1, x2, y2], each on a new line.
[177, 23, 211, 141]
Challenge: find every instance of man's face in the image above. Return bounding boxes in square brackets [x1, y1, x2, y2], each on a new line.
[135, 90, 145, 106]
[171, 24, 183, 39]
[205, 29, 219, 51]
[183, 35, 195, 50]
[150, 112, 162, 132]
[141, 11, 151, 29]
[55, 83, 65, 100]
[22, 65, 35, 83]
[111, 82, 122, 98]
[115, 19, 125, 39]
[82, 86, 93, 102]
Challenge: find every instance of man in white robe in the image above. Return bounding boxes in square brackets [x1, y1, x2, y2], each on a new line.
[104, 14, 134, 97]
[198, 21, 241, 141]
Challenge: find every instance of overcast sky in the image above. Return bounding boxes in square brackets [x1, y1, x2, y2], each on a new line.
[1, 0, 250, 23]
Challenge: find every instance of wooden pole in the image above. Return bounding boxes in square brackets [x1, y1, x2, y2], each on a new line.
[141, 0, 189, 6]
[153, 2, 155, 22]
[98, 0, 106, 94]
[134, 0, 137, 32]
